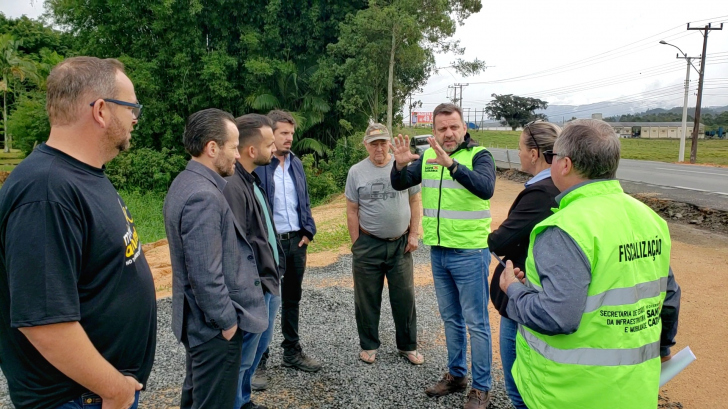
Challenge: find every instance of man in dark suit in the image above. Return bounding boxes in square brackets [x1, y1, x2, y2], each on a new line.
[164, 108, 267, 409]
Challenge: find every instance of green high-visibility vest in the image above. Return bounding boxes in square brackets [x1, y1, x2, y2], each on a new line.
[420, 146, 492, 249]
[513, 180, 671, 409]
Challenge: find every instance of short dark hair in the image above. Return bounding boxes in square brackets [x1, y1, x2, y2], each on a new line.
[433, 103, 464, 125]
[235, 114, 273, 148]
[267, 109, 296, 131]
[183, 108, 236, 157]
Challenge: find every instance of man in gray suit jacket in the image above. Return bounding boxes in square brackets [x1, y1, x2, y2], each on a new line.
[164, 108, 267, 409]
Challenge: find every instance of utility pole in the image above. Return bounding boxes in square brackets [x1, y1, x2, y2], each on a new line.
[660, 40, 700, 162]
[408, 94, 413, 128]
[453, 83, 469, 108]
[687, 22, 723, 163]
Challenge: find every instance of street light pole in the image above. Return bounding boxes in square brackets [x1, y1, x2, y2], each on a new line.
[659, 40, 700, 162]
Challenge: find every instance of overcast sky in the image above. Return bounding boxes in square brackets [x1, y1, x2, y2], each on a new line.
[3, 0, 727, 118]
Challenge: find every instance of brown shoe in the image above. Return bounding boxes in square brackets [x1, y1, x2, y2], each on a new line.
[425, 372, 468, 397]
[464, 388, 490, 409]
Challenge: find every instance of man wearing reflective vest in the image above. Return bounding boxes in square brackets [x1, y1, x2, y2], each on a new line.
[392, 103, 497, 409]
[500, 119, 681, 409]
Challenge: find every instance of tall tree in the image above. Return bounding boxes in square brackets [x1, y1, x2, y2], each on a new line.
[485, 93, 548, 131]
[47, 0, 369, 152]
[0, 34, 38, 152]
[328, 0, 486, 132]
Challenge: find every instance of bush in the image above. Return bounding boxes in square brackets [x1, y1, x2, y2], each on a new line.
[106, 147, 187, 193]
[7, 91, 49, 156]
[301, 132, 368, 205]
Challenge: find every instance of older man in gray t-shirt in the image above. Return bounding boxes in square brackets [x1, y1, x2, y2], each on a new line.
[345, 123, 423, 366]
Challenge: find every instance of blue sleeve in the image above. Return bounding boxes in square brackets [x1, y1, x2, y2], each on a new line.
[505, 226, 591, 335]
[450, 149, 496, 200]
[390, 156, 423, 191]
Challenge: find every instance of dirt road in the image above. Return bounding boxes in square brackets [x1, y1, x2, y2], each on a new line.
[143, 177, 726, 408]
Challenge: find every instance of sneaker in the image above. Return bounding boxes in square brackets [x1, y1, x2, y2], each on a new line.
[424, 372, 468, 397]
[240, 401, 268, 409]
[251, 366, 268, 391]
[464, 388, 490, 409]
[282, 345, 322, 372]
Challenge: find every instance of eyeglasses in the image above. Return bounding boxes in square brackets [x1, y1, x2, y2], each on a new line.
[542, 150, 564, 165]
[89, 99, 143, 119]
[524, 119, 544, 155]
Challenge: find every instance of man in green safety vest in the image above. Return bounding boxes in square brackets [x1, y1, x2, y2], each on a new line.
[500, 119, 681, 409]
[392, 103, 497, 409]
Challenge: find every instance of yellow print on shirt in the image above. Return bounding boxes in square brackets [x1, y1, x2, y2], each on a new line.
[119, 197, 141, 264]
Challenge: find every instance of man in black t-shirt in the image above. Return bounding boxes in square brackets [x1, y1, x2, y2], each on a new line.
[0, 57, 157, 409]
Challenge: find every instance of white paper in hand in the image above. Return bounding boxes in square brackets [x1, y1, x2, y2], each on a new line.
[660, 346, 696, 387]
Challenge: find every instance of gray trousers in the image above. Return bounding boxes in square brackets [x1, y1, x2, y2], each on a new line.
[352, 231, 417, 351]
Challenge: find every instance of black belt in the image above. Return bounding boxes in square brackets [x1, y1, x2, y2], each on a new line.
[277, 230, 301, 241]
[359, 226, 408, 242]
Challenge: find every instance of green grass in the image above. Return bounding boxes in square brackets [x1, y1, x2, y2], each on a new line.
[308, 223, 349, 254]
[119, 190, 167, 243]
[401, 128, 728, 165]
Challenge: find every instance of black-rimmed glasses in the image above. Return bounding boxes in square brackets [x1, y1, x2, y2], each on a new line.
[542, 150, 563, 165]
[524, 119, 544, 155]
[90, 99, 143, 119]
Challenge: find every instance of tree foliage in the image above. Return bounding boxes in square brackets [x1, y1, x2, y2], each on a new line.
[485, 93, 548, 131]
[326, 0, 484, 131]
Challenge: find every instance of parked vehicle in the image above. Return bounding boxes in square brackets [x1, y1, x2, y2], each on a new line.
[410, 135, 431, 155]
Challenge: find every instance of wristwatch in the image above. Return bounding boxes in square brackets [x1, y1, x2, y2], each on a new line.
[447, 160, 459, 174]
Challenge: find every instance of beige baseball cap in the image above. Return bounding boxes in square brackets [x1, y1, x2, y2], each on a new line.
[363, 123, 392, 143]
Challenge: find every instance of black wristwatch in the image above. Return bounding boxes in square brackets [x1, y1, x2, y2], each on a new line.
[447, 160, 459, 174]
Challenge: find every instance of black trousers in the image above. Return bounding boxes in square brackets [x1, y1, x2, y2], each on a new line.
[180, 330, 242, 409]
[352, 232, 417, 351]
[280, 232, 308, 353]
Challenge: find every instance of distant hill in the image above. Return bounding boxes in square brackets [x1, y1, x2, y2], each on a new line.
[537, 104, 728, 122]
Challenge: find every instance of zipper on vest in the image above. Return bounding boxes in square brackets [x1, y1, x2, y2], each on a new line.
[436, 166, 444, 245]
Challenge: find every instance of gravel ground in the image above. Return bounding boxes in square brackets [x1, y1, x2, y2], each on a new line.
[0, 244, 512, 409]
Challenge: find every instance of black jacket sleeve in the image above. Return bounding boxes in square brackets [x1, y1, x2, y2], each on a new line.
[450, 150, 496, 200]
[660, 267, 681, 357]
[391, 156, 424, 191]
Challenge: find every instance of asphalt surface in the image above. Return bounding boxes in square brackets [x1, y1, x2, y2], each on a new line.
[488, 148, 728, 212]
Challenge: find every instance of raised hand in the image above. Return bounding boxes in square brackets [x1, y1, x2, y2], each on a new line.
[391, 134, 420, 170]
[425, 137, 454, 168]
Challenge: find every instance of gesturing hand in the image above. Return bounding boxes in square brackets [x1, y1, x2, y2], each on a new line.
[425, 137, 454, 168]
[391, 134, 420, 170]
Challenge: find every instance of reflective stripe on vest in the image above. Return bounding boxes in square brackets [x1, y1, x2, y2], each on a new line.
[420, 145, 492, 249]
[518, 326, 660, 366]
[422, 208, 491, 220]
[513, 180, 671, 409]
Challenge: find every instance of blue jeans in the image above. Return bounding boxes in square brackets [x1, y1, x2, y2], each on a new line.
[55, 391, 139, 409]
[500, 316, 527, 409]
[235, 291, 280, 408]
[431, 246, 492, 392]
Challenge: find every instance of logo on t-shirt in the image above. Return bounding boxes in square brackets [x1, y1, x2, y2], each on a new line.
[119, 197, 142, 266]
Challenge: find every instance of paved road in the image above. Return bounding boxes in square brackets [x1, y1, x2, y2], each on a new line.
[488, 148, 728, 211]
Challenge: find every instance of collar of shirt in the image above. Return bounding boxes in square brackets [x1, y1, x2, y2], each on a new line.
[187, 159, 227, 192]
[525, 168, 552, 187]
[555, 179, 610, 204]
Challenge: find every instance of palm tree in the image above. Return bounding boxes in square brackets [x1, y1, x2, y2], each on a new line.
[245, 65, 331, 157]
[1, 34, 39, 152]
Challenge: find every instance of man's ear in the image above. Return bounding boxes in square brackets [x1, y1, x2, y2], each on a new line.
[204, 140, 218, 158]
[90, 99, 109, 128]
[560, 156, 573, 177]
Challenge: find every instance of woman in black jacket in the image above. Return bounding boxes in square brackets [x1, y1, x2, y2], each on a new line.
[487, 120, 561, 409]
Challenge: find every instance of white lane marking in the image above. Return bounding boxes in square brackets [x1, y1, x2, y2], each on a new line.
[714, 192, 728, 196]
[654, 167, 727, 176]
[674, 186, 708, 192]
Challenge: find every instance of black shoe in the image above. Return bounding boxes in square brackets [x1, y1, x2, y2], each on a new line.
[251, 366, 268, 391]
[240, 401, 268, 409]
[282, 345, 322, 372]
